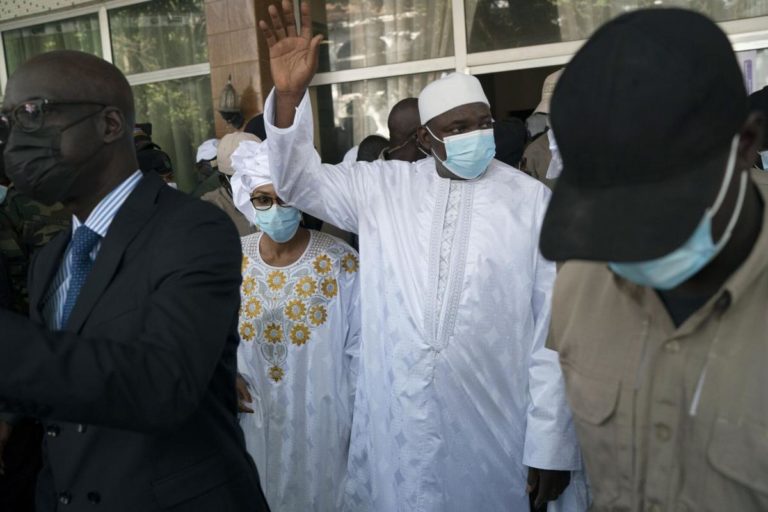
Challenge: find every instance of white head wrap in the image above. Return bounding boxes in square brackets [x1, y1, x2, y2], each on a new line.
[196, 138, 219, 162]
[418, 72, 490, 125]
[229, 140, 272, 225]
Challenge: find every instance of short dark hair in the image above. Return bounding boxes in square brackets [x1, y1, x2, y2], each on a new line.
[357, 135, 389, 162]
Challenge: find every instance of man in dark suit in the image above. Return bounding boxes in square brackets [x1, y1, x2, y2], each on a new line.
[0, 50, 269, 511]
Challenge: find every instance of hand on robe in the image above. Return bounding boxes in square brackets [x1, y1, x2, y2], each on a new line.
[526, 467, 571, 509]
[236, 374, 254, 414]
[0, 420, 11, 475]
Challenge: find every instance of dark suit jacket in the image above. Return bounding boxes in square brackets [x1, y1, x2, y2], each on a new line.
[0, 174, 269, 512]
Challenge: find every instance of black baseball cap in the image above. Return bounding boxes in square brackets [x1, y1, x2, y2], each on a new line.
[540, 8, 748, 262]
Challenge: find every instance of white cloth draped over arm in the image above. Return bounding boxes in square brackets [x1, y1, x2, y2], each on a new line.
[264, 89, 370, 234]
[342, 256, 362, 411]
[522, 184, 582, 472]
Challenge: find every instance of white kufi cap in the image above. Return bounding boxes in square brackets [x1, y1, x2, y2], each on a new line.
[230, 140, 272, 225]
[196, 138, 219, 162]
[418, 72, 489, 125]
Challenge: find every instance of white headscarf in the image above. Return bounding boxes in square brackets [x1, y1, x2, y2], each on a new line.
[229, 140, 272, 225]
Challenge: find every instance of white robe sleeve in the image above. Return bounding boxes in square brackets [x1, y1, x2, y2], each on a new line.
[263, 89, 369, 234]
[522, 184, 582, 472]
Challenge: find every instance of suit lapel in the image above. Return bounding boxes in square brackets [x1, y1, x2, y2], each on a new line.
[65, 174, 164, 333]
[30, 228, 71, 321]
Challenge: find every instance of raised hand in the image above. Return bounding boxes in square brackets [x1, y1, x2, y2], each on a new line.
[259, 1, 323, 98]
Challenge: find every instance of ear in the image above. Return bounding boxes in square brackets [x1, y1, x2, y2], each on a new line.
[417, 126, 432, 152]
[737, 111, 764, 170]
[101, 107, 127, 144]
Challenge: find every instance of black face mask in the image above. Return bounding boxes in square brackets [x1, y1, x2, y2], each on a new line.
[4, 110, 103, 206]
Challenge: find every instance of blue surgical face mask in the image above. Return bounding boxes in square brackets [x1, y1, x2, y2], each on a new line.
[426, 126, 495, 180]
[759, 150, 768, 170]
[609, 136, 747, 290]
[0, 185, 7, 205]
[254, 205, 302, 243]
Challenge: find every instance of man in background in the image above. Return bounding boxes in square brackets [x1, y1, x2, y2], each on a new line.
[202, 131, 261, 236]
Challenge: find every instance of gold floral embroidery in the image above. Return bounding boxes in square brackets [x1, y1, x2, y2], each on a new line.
[313, 254, 333, 275]
[308, 304, 328, 326]
[241, 256, 249, 273]
[264, 323, 283, 344]
[341, 253, 359, 273]
[239, 322, 256, 342]
[243, 298, 262, 319]
[290, 323, 311, 346]
[295, 276, 317, 298]
[321, 277, 338, 299]
[242, 276, 256, 295]
[268, 365, 285, 382]
[267, 270, 287, 291]
[284, 299, 306, 321]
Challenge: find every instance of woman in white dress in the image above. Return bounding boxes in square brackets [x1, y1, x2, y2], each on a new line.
[229, 140, 361, 511]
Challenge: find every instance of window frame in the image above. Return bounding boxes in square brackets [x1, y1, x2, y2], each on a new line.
[2, 1, 768, 104]
[0, 0, 210, 95]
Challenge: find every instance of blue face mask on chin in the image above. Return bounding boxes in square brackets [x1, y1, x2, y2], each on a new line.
[254, 205, 302, 243]
[426, 126, 496, 180]
[0, 185, 7, 205]
[609, 136, 748, 290]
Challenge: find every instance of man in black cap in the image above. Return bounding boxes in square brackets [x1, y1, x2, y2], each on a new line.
[542, 8, 768, 511]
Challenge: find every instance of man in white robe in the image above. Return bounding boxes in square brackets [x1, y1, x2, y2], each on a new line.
[258, 3, 588, 510]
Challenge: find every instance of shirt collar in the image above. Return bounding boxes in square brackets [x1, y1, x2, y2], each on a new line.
[71, 170, 144, 237]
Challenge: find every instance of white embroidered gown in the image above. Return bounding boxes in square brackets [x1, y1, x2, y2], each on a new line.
[237, 230, 361, 511]
[263, 90, 590, 512]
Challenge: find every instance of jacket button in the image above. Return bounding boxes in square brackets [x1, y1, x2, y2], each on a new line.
[46, 425, 61, 437]
[77, 424, 88, 434]
[58, 491, 72, 505]
[87, 491, 101, 504]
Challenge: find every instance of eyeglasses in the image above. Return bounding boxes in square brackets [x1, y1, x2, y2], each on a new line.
[250, 195, 290, 211]
[0, 98, 106, 136]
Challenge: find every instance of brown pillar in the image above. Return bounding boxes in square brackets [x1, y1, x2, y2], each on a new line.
[205, 0, 274, 138]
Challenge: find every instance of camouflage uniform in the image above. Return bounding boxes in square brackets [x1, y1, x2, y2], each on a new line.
[0, 186, 70, 314]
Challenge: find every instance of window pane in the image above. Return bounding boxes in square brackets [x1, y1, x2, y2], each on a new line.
[312, 71, 446, 163]
[311, 0, 454, 73]
[109, 0, 207, 75]
[2, 14, 102, 76]
[132, 75, 214, 192]
[466, 0, 768, 53]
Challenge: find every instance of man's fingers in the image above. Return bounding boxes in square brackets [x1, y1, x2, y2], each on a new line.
[268, 4, 287, 40]
[282, 0, 298, 37]
[300, 1, 313, 39]
[259, 20, 277, 47]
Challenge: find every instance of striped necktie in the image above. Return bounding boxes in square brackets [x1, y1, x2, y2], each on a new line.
[61, 225, 101, 328]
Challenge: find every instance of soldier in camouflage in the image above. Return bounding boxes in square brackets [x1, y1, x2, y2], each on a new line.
[0, 151, 69, 511]
[0, 163, 70, 314]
